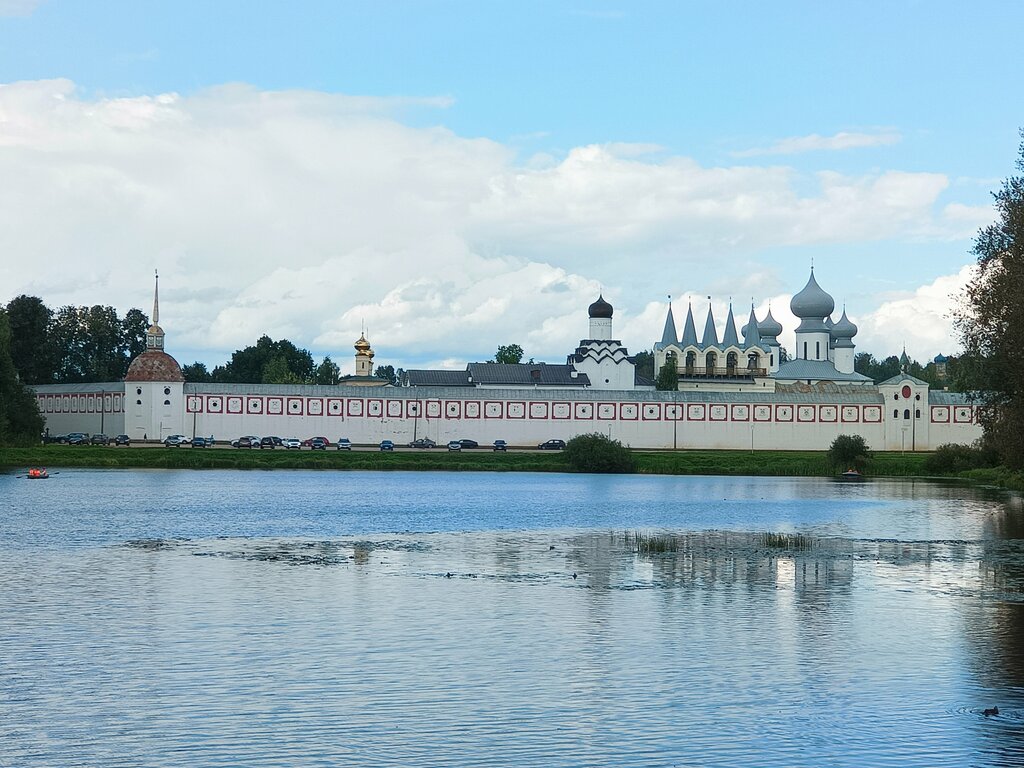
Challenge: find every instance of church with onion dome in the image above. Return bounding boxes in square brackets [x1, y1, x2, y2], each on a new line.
[30, 268, 982, 453]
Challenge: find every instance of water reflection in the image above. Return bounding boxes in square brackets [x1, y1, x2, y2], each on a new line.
[2, 471, 1024, 766]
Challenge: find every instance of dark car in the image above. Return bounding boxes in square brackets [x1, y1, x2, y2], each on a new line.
[538, 439, 566, 450]
[232, 435, 260, 448]
[447, 440, 462, 452]
[310, 437, 329, 450]
[67, 432, 90, 446]
[458, 439, 479, 449]
[260, 436, 282, 449]
[113, 434, 131, 446]
[493, 439, 508, 452]
[379, 440, 395, 452]
[408, 438, 436, 449]
[90, 433, 109, 445]
[191, 436, 209, 448]
[164, 434, 189, 447]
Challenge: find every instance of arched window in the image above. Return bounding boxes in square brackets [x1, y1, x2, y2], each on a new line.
[903, 409, 911, 420]
[705, 351, 717, 372]
[685, 351, 696, 373]
[915, 409, 921, 418]
[726, 351, 738, 375]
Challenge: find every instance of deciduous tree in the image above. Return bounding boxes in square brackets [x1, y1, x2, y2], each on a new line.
[492, 344, 524, 364]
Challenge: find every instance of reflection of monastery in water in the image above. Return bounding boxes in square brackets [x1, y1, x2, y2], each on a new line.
[31, 270, 981, 450]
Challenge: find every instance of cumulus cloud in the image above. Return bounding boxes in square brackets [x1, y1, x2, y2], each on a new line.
[734, 130, 902, 157]
[0, 0, 40, 17]
[0, 79, 981, 371]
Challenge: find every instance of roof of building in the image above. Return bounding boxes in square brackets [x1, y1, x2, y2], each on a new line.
[721, 304, 740, 347]
[877, 373, 930, 387]
[790, 269, 835, 320]
[775, 358, 872, 383]
[406, 369, 474, 387]
[758, 307, 783, 339]
[701, 304, 719, 346]
[660, 303, 677, 345]
[124, 350, 185, 382]
[680, 303, 699, 347]
[928, 390, 971, 404]
[467, 362, 589, 387]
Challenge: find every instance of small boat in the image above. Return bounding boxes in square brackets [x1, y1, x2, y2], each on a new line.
[839, 468, 862, 480]
[27, 467, 49, 479]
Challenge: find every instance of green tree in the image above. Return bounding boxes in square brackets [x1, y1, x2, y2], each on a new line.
[4, 295, 55, 384]
[825, 434, 871, 474]
[0, 310, 45, 445]
[182, 362, 212, 382]
[315, 356, 340, 385]
[262, 355, 304, 384]
[632, 349, 655, 381]
[121, 308, 150, 362]
[655, 353, 678, 391]
[564, 433, 635, 473]
[955, 130, 1024, 469]
[492, 344, 524, 364]
[215, 336, 315, 383]
[374, 364, 398, 385]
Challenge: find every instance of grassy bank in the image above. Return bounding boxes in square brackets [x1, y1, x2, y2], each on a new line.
[3, 444, 935, 478]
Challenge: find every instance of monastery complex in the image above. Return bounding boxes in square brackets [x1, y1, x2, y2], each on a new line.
[32, 271, 981, 451]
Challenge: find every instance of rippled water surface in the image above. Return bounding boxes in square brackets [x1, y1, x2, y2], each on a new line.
[3, 469, 1024, 767]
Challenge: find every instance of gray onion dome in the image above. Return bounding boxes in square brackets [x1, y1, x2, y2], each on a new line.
[758, 308, 783, 339]
[830, 309, 857, 340]
[588, 294, 613, 319]
[790, 270, 835, 320]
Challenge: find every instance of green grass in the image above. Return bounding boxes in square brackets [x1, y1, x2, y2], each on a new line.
[0, 444, 947, 479]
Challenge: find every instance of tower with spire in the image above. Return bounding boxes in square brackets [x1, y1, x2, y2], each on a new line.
[568, 294, 637, 389]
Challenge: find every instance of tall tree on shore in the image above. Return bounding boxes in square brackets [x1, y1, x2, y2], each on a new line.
[655, 353, 679, 391]
[4, 295, 55, 384]
[954, 130, 1024, 469]
[0, 309, 45, 445]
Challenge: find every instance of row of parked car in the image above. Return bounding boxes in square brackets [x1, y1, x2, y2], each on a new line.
[49, 432, 133, 446]
[226, 436, 567, 451]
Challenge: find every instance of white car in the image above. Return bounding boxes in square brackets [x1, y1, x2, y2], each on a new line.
[282, 437, 301, 449]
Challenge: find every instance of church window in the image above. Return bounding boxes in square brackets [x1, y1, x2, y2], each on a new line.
[164, 400, 171, 406]
[136, 387, 142, 395]
[903, 409, 910, 419]
[915, 394, 920, 401]
[816, 341, 820, 359]
[803, 342, 808, 359]
[893, 409, 898, 418]
[164, 387, 171, 395]
[894, 393, 898, 400]
[915, 409, 921, 418]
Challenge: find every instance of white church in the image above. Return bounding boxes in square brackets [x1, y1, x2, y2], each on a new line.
[32, 269, 981, 452]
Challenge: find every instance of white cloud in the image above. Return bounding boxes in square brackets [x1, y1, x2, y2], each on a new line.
[0, 79, 980, 371]
[734, 130, 902, 157]
[0, 0, 40, 17]
[855, 265, 975, 363]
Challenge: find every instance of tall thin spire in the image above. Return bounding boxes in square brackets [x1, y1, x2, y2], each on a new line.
[722, 301, 739, 347]
[700, 298, 718, 347]
[152, 269, 160, 325]
[660, 296, 678, 346]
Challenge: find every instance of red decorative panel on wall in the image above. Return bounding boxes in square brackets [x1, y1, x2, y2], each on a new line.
[286, 397, 303, 416]
[863, 406, 882, 423]
[930, 406, 950, 423]
[445, 400, 462, 419]
[206, 396, 223, 413]
[246, 397, 263, 415]
[506, 401, 526, 419]
[730, 404, 749, 421]
[574, 402, 594, 420]
[386, 400, 403, 418]
[307, 399, 324, 416]
[347, 399, 364, 417]
[709, 404, 728, 421]
[366, 399, 383, 418]
[267, 397, 284, 415]
[228, 397, 244, 414]
[405, 400, 422, 419]
[464, 401, 481, 419]
[186, 396, 203, 413]
[529, 402, 549, 419]
[665, 404, 683, 421]
[327, 398, 344, 416]
[86, 395, 95, 413]
[775, 404, 794, 422]
[642, 403, 662, 420]
[687, 403, 706, 421]
[597, 403, 616, 420]
[753, 404, 772, 422]
[954, 406, 973, 423]
[619, 403, 639, 420]
[483, 401, 502, 419]
[841, 405, 859, 422]
[819, 405, 838, 422]
[425, 400, 442, 418]
[552, 402, 571, 420]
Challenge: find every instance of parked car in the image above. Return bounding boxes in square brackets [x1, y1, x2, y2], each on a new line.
[337, 438, 352, 451]
[231, 435, 260, 448]
[301, 436, 331, 447]
[447, 440, 462, 452]
[66, 432, 89, 446]
[260, 436, 282, 449]
[282, 438, 301, 449]
[90, 433, 109, 445]
[493, 439, 508, 452]
[458, 439, 479, 449]
[538, 439, 566, 450]
[50, 434, 69, 444]
[191, 436, 209, 448]
[113, 434, 131, 446]
[310, 437, 329, 450]
[408, 438, 436, 449]
[379, 440, 395, 452]
[164, 434, 189, 447]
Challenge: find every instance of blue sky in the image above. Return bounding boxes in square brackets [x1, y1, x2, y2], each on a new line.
[1, 1, 1021, 371]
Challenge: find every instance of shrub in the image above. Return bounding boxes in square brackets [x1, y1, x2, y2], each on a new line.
[924, 441, 998, 474]
[825, 434, 871, 473]
[564, 433, 635, 473]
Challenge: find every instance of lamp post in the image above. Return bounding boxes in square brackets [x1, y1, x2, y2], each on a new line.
[99, 390, 105, 436]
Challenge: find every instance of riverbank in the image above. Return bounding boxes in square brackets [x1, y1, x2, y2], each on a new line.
[2, 444, 935, 477]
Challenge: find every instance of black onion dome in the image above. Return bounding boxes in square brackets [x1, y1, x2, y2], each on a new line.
[588, 294, 613, 319]
[790, 270, 835, 319]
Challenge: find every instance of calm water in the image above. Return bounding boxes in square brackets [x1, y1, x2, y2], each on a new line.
[3, 469, 1024, 767]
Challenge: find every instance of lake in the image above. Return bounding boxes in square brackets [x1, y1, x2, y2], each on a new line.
[2, 469, 1024, 766]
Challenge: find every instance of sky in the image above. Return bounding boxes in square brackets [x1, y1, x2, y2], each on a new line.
[1, 0, 1021, 375]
